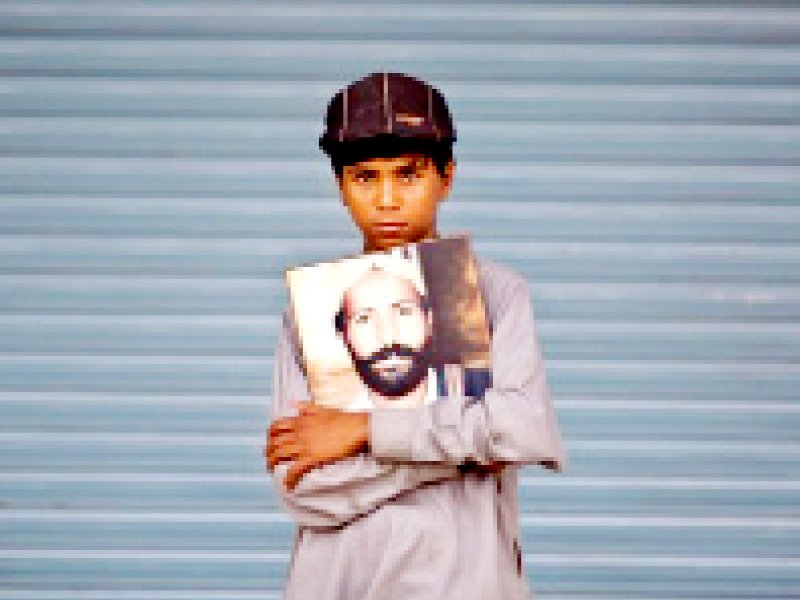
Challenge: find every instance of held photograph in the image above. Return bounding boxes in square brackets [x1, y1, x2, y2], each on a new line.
[286, 235, 492, 411]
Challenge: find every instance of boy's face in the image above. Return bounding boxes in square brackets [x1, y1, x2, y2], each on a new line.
[338, 153, 453, 252]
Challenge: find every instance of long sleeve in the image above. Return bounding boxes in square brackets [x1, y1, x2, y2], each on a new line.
[369, 263, 566, 471]
[270, 309, 459, 529]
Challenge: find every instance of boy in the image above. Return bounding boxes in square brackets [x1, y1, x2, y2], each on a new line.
[266, 72, 565, 600]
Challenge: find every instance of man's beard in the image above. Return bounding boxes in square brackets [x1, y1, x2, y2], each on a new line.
[351, 340, 433, 399]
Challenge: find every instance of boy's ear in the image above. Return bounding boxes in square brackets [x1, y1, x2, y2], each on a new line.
[441, 159, 456, 197]
[335, 171, 347, 203]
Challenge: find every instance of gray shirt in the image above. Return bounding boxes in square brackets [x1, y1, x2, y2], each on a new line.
[270, 259, 566, 600]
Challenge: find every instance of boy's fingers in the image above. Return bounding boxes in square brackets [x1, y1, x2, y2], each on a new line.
[268, 400, 312, 440]
[269, 417, 298, 436]
[284, 458, 315, 490]
[265, 431, 285, 458]
[267, 442, 300, 471]
[266, 432, 296, 460]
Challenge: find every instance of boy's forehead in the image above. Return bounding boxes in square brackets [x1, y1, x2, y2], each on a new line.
[346, 153, 431, 171]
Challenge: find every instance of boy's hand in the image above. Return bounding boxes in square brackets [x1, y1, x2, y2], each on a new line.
[266, 404, 370, 490]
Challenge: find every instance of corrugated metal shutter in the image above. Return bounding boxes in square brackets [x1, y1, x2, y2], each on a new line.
[1, 1, 798, 597]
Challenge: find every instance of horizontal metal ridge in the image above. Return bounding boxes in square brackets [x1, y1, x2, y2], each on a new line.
[4, 198, 800, 221]
[3, 3, 800, 23]
[0, 549, 797, 569]
[4, 78, 800, 102]
[4, 157, 800, 181]
[2, 432, 798, 453]
[6, 117, 800, 137]
[0, 393, 797, 412]
[9, 315, 798, 332]
[526, 554, 800, 568]
[3, 509, 798, 528]
[2, 275, 797, 296]
[1, 354, 798, 370]
[3, 235, 800, 256]
[1, 472, 796, 488]
[4, 40, 800, 62]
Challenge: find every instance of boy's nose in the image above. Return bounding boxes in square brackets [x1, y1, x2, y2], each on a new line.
[375, 178, 400, 210]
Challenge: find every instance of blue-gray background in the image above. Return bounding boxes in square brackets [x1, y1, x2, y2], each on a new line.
[1, 1, 799, 598]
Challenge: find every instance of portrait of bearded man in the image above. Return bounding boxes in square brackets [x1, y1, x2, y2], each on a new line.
[334, 266, 437, 410]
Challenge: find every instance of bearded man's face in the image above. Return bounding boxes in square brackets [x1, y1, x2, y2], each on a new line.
[341, 270, 433, 398]
[350, 340, 433, 397]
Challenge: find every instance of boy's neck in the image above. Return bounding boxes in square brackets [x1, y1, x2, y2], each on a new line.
[363, 230, 440, 254]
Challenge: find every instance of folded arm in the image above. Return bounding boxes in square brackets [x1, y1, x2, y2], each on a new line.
[267, 311, 458, 529]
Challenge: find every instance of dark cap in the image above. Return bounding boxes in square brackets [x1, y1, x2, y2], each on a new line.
[320, 72, 456, 155]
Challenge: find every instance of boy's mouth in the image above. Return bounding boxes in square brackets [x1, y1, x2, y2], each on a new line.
[373, 222, 407, 234]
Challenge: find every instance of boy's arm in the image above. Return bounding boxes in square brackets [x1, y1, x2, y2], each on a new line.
[267, 311, 458, 529]
[370, 276, 566, 469]
[268, 269, 566, 526]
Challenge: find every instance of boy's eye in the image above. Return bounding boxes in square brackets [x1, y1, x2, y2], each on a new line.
[397, 168, 418, 183]
[398, 305, 413, 316]
[353, 313, 370, 325]
[352, 171, 374, 183]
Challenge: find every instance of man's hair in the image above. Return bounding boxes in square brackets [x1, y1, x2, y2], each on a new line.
[326, 135, 454, 180]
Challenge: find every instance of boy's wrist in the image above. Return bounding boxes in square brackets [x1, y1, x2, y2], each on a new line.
[354, 411, 371, 453]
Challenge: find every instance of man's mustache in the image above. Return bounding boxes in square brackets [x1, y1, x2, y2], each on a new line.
[350, 338, 432, 398]
[363, 344, 417, 365]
